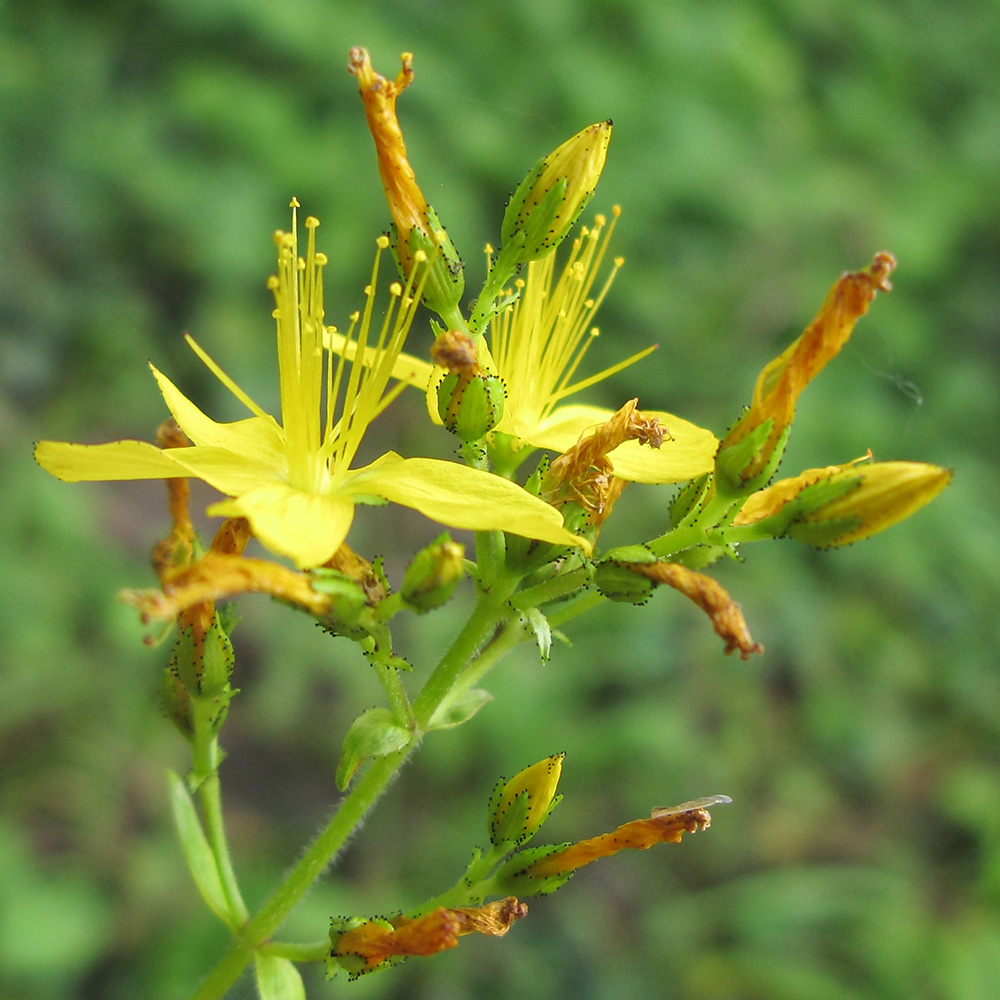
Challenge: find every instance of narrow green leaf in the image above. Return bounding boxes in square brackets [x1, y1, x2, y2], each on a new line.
[336, 708, 411, 791]
[255, 953, 306, 1000]
[166, 770, 230, 924]
[524, 608, 551, 663]
[427, 687, 493, 730]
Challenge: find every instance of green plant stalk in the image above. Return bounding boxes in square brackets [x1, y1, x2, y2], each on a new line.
[191, 717, 249, 927]
[189, 749, 410, 1000]
[411, 572, 520, 729]
[510, 565, 592, 611]
[189, 566, 529, 999]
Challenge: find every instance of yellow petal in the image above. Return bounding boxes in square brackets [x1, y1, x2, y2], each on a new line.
[168, 446, 287, 497]
[346, 455, 590, 552]
[532, 404, 718, 483]
[151, 365, 284, 455]
[34, 439, 189, 482]
[208, 484, 355, 569]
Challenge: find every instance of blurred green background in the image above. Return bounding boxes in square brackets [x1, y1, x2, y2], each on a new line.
[3, 0, 998, 998]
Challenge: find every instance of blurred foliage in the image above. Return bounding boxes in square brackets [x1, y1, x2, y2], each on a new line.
[2, 0, 999, 998]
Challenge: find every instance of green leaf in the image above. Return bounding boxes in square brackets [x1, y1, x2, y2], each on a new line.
[166, 770, 230, 925]
[255, 953, 306, 1000]
[336, 708, 412, 791]
[524, 608, 551, 663]
[427, 687, 493, 730]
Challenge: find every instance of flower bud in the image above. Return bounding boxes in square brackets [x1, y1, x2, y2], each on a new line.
[593, 546, 659, 604]
[489, 753, 564, 847]
[736, 460, 953, 548]
[400, 534, 466, 613]
[432, 329, 506, 441]
[169, 616, 235, 700]
[501, 121, 612, 265]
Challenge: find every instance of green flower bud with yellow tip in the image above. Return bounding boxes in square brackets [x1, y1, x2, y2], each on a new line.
[731, 459, 952, 547]
[489, 753, 565, 847]
[432, 329, 506, 442]
[501, 121, 612, 266]
[400, 534, 466, 613]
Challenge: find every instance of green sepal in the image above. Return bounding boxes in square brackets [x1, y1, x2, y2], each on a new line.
[670, 473, 712, 527]
[501, 175, 569, 262]
[436, 371, 506, 441]
[729, 473, 864, 544]
[493, 843, 575, 896]
[169, 616, 234, 698]
[593, 545, 658, 604]
[336, 708, 412, 791]
[254, 953, 306, 1000]
[309, 569, 372, 640]
[395, 204, 465, 314]
[427, 687, 493, 731]
[166, 769, 231, 925]
[714, 419, 790, 497]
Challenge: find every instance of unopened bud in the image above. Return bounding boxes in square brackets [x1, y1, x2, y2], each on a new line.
[400, 534, 465, 613]
[775, 460, 951, 547]
[593, 546, 659, 604]
[489, 753, 565, 847]
[432, 330, 506, 441]
[501, 121, 612, 265]
[169, 616, 234, 700]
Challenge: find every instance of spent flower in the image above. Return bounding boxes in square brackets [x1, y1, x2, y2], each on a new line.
[716, 252, 897, 490]
[349, 47, 465, 316]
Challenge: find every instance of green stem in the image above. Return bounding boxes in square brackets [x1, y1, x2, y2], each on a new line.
[189, 571, 530, 999]
[436, 301, 468, 333]
[510, 565, 592, 611]
[189, 704, 248, 928]
[258, 939, 329, 962]
[197, 762, 250, 927]
[189, 750, 411, 1000]
[443, 616, 527, 704]
[411, 577, 518, 729]
[544, 587, 605, 629]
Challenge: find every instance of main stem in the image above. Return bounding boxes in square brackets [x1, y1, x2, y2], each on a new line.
[189, 751, 409, 1000]
[190, 570, 523, 1000]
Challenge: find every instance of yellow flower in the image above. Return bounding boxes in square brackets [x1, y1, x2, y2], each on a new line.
[383, 209, 718, 482]
[35, 204, 588, 568]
